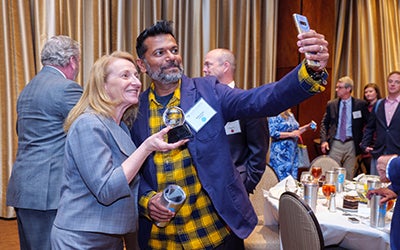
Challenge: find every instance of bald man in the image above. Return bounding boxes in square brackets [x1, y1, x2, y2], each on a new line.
[203, 48, 270, 193]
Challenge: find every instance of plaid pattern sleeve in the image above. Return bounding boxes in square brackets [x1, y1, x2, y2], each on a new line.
[139, 191, 157, 219]
[144, 83, 230, 249]
[298, 60, 327, 93]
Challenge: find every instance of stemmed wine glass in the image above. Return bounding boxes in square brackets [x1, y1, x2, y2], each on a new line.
[300, 171, 314, 184]
[322, 170, 337, 206]
[310, 166, 322, 179]
[310, 165, 322, 185]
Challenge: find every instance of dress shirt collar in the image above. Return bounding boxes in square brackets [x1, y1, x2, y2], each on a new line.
[227, 81, 235, 89]
[386, 95, 400, 104]
[341, 97, 351, 105]
[46, 65, 66, 79]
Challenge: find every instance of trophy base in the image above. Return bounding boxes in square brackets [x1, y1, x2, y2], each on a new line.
[168, 124, 193, 143]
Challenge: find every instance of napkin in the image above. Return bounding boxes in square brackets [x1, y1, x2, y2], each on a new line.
[353, 173, 365, 182]
[268, 175, 298, 199]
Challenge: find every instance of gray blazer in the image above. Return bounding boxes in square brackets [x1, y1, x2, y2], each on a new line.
[53, 113, 139, 234]
[7, 66, 82, 210]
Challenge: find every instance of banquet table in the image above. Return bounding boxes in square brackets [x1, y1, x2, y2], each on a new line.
[264, 189, 391, 250]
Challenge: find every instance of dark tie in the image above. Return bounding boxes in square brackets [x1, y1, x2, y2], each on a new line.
[339, 101, 347, 142]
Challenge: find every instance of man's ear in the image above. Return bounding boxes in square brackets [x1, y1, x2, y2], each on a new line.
[136, 58, 147, 73]
[223, 61, 230, 73]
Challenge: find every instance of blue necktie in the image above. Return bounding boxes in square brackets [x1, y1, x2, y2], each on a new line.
[339, 102, 347, 142]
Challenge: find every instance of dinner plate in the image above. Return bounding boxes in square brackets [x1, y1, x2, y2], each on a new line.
[341, 207, 358, 212]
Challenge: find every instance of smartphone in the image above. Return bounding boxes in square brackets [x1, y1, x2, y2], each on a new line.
[292, 13, 320, 67]
[348, 217, 360, 224]
[310, 120, 317, 131]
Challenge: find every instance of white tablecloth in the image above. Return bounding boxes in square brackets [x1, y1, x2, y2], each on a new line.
[264, 191, 391, 250]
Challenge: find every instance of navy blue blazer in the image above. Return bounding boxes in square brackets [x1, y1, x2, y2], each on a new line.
[131, 65, 315, 245]
[227, 116, 269, 193]
[361, 99, 400, 159]
[388, 156, 400, 250]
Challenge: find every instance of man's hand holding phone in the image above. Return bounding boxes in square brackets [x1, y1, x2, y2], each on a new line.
[293, 13, 329, 72]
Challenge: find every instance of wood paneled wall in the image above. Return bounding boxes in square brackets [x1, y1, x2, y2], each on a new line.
[277, 0, 335, 160]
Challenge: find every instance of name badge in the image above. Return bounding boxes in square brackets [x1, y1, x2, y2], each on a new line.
[225, 120, 241, 135]
[186, 98, 217, 132]
[352, 110, 362, 119]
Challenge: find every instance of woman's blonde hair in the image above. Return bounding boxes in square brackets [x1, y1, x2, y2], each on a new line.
[64, 51, 139, 131]
[280, 109, 292, 119]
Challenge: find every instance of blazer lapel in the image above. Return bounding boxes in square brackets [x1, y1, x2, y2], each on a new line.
[388, 101, 400, 127]
[96, 114, 136, 156]
[180, 75, 197, 113]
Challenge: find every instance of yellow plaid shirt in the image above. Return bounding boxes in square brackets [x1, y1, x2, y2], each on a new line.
[139, 81, 230, 249]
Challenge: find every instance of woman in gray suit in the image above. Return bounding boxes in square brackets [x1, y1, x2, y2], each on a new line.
[51, 51, 188, 249]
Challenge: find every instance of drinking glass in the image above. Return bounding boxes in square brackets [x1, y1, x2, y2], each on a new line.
[285, 179, 298, 193]
[387, 199, 395, 212]
[300, 172, 314, 184]
[322, 170, 337, 206]
[310, 166, 322, 180]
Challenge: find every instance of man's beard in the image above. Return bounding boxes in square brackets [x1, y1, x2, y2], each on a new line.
[143, 59, 184, 85]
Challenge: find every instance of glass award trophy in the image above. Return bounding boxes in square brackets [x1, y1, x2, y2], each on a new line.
[163, 106, 193, 143]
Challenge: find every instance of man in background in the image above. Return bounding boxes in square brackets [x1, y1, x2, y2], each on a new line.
[320, 76, 368, 179]
[367, 154, 399, 250]
[7, 35, 82, 250]
[361, 71, 400, 175]
[203, 48, 269, 194]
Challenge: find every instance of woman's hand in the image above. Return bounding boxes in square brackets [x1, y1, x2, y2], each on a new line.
[122, 126, 189, 183]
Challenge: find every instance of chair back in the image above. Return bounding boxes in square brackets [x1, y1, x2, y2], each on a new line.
[245, 163, 280, 249]
[279, 191, 324, 250]
[249, 163, 279, 216]
[309, 155, 341, 175]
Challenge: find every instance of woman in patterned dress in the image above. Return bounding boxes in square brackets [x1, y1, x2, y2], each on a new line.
[268, 109, 315, 180]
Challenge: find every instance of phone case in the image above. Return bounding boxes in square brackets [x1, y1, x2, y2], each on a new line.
[293, 14, 311, 33]
[292, 13, 320, 67]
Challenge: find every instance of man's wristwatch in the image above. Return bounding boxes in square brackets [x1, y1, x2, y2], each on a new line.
[305, 62, 328, 86]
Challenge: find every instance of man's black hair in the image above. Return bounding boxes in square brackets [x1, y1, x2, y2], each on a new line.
[136, 20, 176, 59]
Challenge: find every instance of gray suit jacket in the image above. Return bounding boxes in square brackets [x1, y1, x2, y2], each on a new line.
[53, 113, 139, 234]
[7, 66, 82, 210]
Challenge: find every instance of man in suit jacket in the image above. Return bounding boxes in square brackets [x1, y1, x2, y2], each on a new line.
[6, 36, 82, 250]
[367, 154, 400, 250]
[320, 76, 368, 179]
[130, 20, 329, 249]
[361, 71, 400, 175]
[203, 48, 269, 194]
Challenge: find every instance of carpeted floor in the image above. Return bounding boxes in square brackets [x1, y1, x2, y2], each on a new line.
[0, 218, 19, 250]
